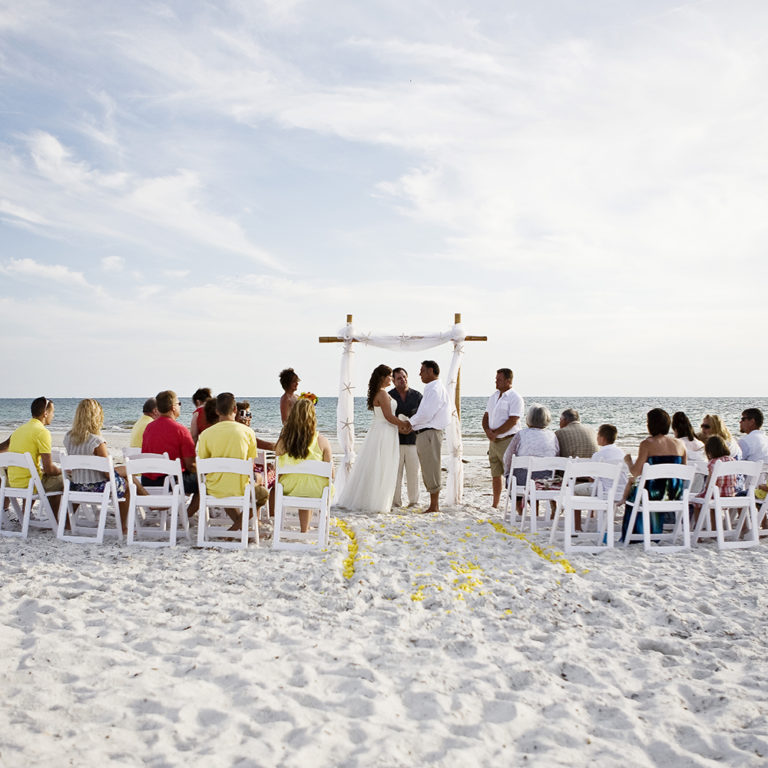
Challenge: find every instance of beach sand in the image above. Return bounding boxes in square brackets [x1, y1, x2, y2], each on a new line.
[2, 449, 768, 766]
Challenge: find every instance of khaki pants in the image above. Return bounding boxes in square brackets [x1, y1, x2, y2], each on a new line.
[42, 474, 64, 492]
[488, 435, 513, 478]
[416, 429, 443, 495]
[394, 445, 420, 507]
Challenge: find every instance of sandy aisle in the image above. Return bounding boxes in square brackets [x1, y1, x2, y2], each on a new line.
[1, 458, 767, 766]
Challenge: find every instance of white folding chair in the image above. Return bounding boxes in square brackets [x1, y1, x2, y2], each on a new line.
[621, 464, 696, 552]
[688, 460, 709, 497]
[50, 446, 67, 463]
[197, 457, 260, 549]
[125, 456, 190, 547]
[756, 462, 768, 536]
[691, 460, 762, 550]
[58, 455, 123, 544]
[273, 460, 333, 551]
[122, 446, 142, 462]
[550, 461, 621, 553]
[502, 455, 530, 525]
[0, 452, 60, 537]
[524, 456, 572, 534]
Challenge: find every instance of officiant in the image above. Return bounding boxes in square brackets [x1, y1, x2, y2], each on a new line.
[389, 367, 422, 508]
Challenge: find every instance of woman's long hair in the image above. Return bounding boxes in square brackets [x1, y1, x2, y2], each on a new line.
[367, 364, 392, 410]
[279, 398, 316, 459]
[702, 414, 733, 443]
[671, 411, 696, 441]
[68, 399, 104, 445]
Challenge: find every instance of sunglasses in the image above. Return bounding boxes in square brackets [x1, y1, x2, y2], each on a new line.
[700, 424, 711, 429]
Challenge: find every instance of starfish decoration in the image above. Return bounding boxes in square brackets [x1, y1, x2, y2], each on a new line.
[341, 381, 355, 394]
[357, 332, 371, 344]
[340, 419, 354, 433]
[398, 333, 410, 345]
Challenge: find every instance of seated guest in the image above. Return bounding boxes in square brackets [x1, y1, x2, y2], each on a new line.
[129, 398, 159, 449]
[698, 414, 742, 459]
[275, 398, 333, 533]
[690, 436, 739, 529]
[672, 411, 705, 463]
[703, 436, 738, 496]
[738, 408, 768, 463]
[190, 387, 212, 443]
[573, 423, 629, 531]
[236, 400, 276, 453]
[502, 404, 559, 510]
[64, 399, 147, 534]
[556, 408, 598, 458]
[621, 408, 686, 540]
[279, 368, 300, 424]
[237, 400, 276, 494]
[502, 403, 559, 477]
[141, 390, 199, 516]
[197, 392, 269, 530]
[576, 424, 629, 498]
[0, 396, 63, 518]
[203, 397, 219, 429]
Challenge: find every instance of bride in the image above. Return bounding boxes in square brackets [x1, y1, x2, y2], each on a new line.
[336, 364, 405, 513]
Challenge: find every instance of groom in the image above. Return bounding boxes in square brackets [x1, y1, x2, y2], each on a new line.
[404, 360, 450, 513]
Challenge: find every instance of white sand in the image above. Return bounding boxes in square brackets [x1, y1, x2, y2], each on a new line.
[2, 452, 768, 766]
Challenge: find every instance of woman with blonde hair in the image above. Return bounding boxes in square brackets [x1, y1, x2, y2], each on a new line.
[63, 399, 146, 533]
[275, 397, 333, 533]
[698, 414, 742, 459]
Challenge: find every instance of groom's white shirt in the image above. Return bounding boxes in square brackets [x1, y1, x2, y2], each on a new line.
[409, 379, 449, 431]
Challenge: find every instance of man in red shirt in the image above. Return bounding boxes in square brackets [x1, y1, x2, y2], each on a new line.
[142, 390, 199, 516]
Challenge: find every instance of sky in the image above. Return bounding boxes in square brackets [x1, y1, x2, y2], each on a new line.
[1, 0, 766, 398]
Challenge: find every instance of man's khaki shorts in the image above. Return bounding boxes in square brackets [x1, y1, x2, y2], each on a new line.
[42, 474, 64, 492]
[487, 435, 513, 478]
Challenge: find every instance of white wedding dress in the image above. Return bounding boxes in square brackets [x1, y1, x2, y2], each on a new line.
[336, 391, 400, 513]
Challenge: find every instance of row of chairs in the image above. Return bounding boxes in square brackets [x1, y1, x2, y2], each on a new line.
[504, 455, 767, 554]
[0, 448, 333, 551]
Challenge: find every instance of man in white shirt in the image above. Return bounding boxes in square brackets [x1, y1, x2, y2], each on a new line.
[482, 368, 524, 508]
[738, 408, 768, 463]
[574, 424, 629, 531]
[407, 360, 450, 513]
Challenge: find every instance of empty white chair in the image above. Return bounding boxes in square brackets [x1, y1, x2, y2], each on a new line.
[524, 456, 572, 534]
[621, 464, 696, 552]
[0, 452, 60, 537]
[197, 457, 261, 549]
[502, 455, 531, 525]
[50, 446, 67, 463]
[691, 460, 762, 550]
[125, 456, 190, 547]
[550, 461, 621, 553]
[122, 446, 142, 462]
[688, 460, 709, 497]
[273, 460, 333, 550]
[58, 455, 123, 544]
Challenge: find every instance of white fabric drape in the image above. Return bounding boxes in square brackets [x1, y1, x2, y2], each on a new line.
[334, 321, 467, 505]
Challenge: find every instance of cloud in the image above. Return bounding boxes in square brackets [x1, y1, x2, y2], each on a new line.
[0, 132, 280, 269]
[0, 198, 48, 226]
[101, 255, 124, 271]
[0, 257, 101, 292]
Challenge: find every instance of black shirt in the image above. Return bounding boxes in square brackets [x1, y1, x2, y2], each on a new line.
[389, 387, 423, 446]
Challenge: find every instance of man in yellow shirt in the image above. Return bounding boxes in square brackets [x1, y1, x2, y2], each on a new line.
[0, 397, 63, 517]
[196, 392, 268, 529]
[129, 398, 159, 448]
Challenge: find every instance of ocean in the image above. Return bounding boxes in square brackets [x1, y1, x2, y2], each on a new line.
[1, 396, 765, 452]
